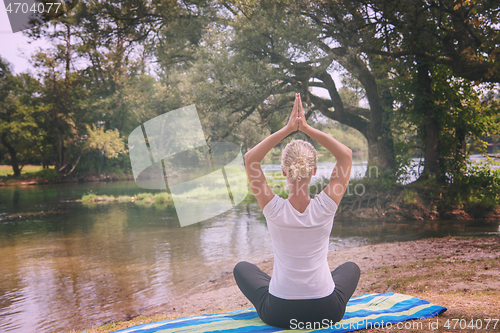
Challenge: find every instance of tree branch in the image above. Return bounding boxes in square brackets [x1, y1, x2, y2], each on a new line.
[307, 92, 369, 135]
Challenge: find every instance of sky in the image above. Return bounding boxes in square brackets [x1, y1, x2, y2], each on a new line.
[0, 0, 50, 75]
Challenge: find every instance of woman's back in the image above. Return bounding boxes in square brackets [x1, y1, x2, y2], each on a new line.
[263, 191, 338, 299]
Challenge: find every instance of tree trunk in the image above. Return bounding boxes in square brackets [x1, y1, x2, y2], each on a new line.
[365, 125, 395, 178]
[423, 120, 441, 179]
[1, 135, 21, 177]
[453, 122, 467, 174]
[311, 69, 396, 179]
[66, 22, 71, 83]
[416, 62, 442, 182]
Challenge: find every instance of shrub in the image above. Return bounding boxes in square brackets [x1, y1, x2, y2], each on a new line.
[153, 192, 172, 204]
[136, 193, 153, 200]
[81, 193, 98, 202]
[35, 168, 58, 181]
[448, 162, 500, 213]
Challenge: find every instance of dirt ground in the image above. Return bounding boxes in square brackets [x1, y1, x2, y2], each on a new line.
[80, 236, 500, 333]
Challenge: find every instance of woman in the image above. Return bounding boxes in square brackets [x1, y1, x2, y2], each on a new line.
[233, 93, 360, 329]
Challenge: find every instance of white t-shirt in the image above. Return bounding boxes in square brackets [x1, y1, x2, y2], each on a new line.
[262, 190, 338, 300]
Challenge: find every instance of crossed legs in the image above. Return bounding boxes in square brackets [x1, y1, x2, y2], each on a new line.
[233, 261, 360, 329]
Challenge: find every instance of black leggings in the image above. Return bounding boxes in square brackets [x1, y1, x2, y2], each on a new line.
[233, 261, 360, 329]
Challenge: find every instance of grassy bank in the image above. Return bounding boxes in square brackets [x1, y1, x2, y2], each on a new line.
[81, 192, 173, 205]
[0, 164, 132, 186]
[0, 164, 48, 176]
[0, 165, 58, 185]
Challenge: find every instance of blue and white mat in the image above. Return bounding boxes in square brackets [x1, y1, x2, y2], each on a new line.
[112, 292, 447, 332]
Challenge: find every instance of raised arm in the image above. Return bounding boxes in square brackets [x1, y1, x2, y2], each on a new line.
[296, 95, 352, 206]
[245, 94, 301, 210]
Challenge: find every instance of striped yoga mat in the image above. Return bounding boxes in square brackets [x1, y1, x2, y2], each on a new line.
[112, 292, 447, 332]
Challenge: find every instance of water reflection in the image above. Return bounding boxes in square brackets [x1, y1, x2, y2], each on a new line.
[0, 181, 498, 332]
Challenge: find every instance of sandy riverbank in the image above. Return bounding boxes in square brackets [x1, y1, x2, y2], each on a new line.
[77, 236, 500, 333]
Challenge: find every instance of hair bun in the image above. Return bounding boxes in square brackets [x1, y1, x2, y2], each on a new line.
[292, 158, 310, 180]
[281, 139, 317, 182]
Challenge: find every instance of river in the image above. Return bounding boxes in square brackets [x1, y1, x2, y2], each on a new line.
[0, 161, 499, 332]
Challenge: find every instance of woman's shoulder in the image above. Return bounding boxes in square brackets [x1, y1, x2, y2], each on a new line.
[312, 190, 338, 214]
[262, 194, 285, 217]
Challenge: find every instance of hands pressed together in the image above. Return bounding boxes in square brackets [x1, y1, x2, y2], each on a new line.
[285, 93, 309, 133]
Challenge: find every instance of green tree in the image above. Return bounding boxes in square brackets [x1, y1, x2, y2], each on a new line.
[23, 0, 165, 176]
[349, 0, 500, 180]
[0, 58, 44, 175]
[61, 124, 126, 175]
[187, 1, 398, 177]
[396, 64, 500, 181]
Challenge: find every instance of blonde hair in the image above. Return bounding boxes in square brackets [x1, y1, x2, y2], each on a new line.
[281, 139, 317, 181]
